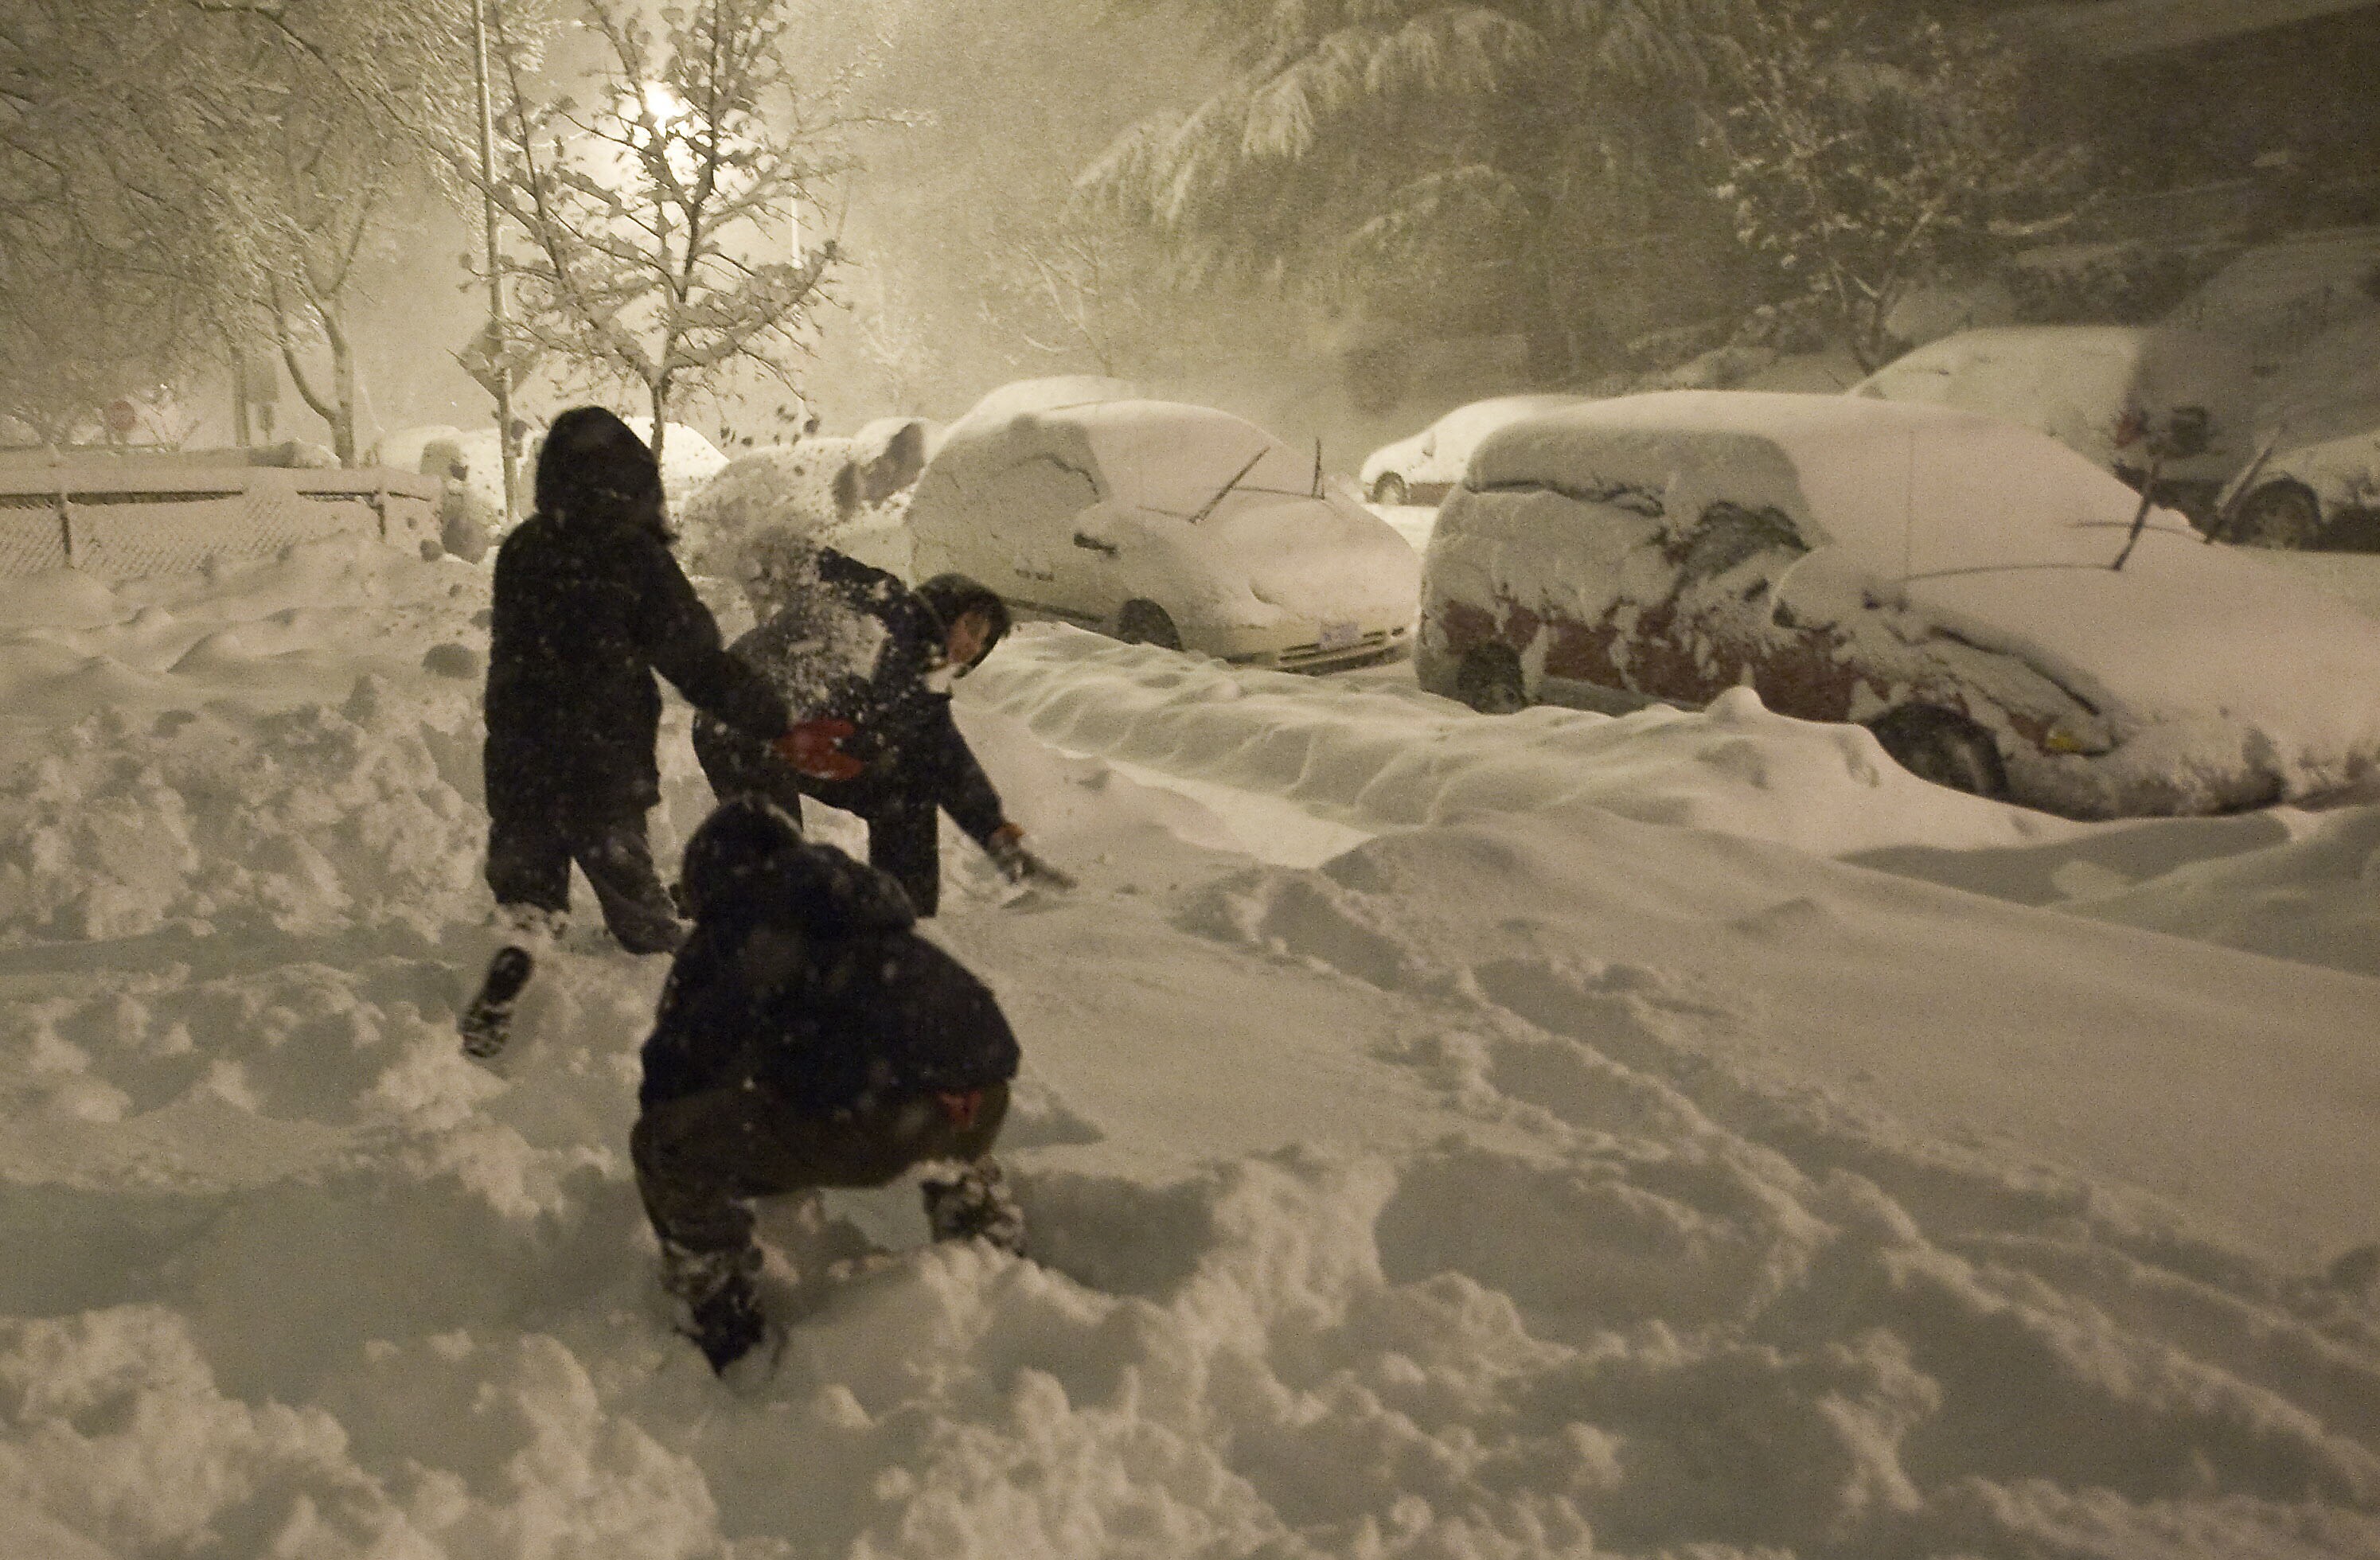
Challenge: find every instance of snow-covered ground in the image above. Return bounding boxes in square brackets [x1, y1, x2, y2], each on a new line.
[0, 536, 2376, 1558]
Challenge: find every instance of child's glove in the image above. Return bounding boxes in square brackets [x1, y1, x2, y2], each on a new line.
[985, 822, 1076, 889]
[772, 719, 864, 781]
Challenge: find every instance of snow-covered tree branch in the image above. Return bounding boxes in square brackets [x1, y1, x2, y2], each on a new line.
[474, 0, 850, 467]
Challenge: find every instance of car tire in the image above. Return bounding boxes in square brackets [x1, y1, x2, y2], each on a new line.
[2229, 479, 2323, 549]
[1864, 704, 2008, 798]
[1369, 473, 1409, 506]
[1454, 645, 1527, 714]
[1115, 599, 1183, 651]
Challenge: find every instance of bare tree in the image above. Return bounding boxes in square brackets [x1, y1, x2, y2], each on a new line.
[478, 0, 849, 467]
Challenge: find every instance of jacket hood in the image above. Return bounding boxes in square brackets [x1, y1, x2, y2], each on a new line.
[537, 406, 669, 536]
[679, 797, 919, 932]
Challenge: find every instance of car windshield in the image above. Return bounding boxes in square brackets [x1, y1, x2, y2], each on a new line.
[1077, 404, 1317, 519]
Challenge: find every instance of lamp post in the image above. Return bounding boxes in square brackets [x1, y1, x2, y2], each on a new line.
[471, 0, 519, 521]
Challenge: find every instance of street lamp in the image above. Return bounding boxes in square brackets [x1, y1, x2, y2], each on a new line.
[471, 0, 520, 521]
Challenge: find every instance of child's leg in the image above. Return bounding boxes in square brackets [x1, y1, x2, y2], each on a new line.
[465, 812, 572, 1058]
[908, 1083, 1024, 1256]
[484, 808, 573, 924]
[569, 813, 685, 954]
[632, 1086, 917, 1268]
[863, 798, 942, 916]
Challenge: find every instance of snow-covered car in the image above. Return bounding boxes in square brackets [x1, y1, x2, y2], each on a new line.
[677, 419, 930, 583]
[1417, 391, 2380, 818]
[907, 393, 1420, 671]
[1847, 326, 2260, 532]
[2209, 425, 2380, 552]
[372, 418, 727, 526]
[1359, 393, 1590, 506]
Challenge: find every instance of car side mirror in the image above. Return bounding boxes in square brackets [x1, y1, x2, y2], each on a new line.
[1767, 546, 1877, 631]
[2160, 405, 2212, 461]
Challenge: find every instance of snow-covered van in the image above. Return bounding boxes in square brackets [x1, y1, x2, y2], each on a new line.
[907, 392, 1419, 672]
[1418, 391, 2380, 818]
[1358, 393, 1592, 506]
[1848, 325, 2257, 529]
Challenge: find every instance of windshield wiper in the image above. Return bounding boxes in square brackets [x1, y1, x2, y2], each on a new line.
[1185, 447, 1269, 525]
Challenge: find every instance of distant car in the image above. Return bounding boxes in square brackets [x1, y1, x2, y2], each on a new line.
[1418, 391, 2380, 819]
[1359, 393, 1592, 506]
[2210, 425, 2380, 552]
[1847, 326, 2260, 532]
[373, 418, 727, 525]
[907, 392, 1420, 671]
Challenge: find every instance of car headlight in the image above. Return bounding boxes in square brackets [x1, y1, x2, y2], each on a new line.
[2043, 726, 2090, 755]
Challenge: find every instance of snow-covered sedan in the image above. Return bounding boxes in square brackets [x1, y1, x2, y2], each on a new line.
[1418, 391, 2380, 818]
[1359, 393, 1592, 506]
[907, 393, 1419, 671]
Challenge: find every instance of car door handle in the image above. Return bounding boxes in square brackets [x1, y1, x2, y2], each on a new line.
[1071, 532, 1118, 556]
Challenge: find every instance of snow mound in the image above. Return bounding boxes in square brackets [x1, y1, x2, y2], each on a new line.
[961, 625, 2081, 857]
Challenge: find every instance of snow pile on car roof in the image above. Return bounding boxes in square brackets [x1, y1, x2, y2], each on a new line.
[916, 398, 1419, 630]
[1469, 391, 2162, 578]
[1849, 325, 2254, 474]
[678, 441, 915, 582]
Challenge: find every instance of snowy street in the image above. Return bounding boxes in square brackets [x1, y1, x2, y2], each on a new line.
[1, 536, 2376, 1556]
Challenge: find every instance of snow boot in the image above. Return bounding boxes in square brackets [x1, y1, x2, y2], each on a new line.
[921, 1157, 1026, 1258]
[661, 1241, 767, 1375]
[458, 945, 534, 1062]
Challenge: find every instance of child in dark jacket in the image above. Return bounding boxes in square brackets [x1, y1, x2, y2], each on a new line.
[692, 532, 1068, 916]
[631, 794, 1026, 1373]
[461, 408, 807, 1061]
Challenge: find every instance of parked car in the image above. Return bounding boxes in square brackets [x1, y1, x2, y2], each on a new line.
[2222, 428, 2380, 551]
[1359, 393, 1591, 506]
[1417, 391, 2380, 819]
[907, 392, 1420, 671]
[678, 418, 933, 583]
[370, 417, 727, 526]
[1847, 326, 2262, 532]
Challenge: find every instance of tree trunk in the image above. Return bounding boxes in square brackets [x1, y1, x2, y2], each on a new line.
[230, 345, 253, 447]
[278, 313, 337, 454]
[325, 302, 357, 467]
[647, 381, 669, 472]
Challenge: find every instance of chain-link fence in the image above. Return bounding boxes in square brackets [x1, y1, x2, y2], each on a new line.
[0, 462, 440, 582]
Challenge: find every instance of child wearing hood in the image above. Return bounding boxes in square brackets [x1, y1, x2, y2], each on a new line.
[631, 794, 1026, 1373]
[461, 407, 813, 1060]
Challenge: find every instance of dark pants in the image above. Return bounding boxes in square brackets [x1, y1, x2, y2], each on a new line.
[693, 726, 946, 915]
[632, 1080, 1009, 1257]
[485, 807, 682, 954]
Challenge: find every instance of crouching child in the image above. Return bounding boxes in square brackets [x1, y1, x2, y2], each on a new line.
[631, 795, 1026, 1374]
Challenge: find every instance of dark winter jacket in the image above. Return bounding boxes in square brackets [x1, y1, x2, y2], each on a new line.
[692, 547, 1005, 843]
[482, 418, 790, 824]
[638, 796, 1020, 1113]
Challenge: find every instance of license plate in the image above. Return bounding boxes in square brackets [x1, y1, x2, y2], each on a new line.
[1317, 620, 1361, 651]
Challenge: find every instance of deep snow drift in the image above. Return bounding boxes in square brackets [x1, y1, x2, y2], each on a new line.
[0, 536, 2375, 1558]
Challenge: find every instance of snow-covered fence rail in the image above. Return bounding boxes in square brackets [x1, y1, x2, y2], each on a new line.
[0, 459, 440, 581]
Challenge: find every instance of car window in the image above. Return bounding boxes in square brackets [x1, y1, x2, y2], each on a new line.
[985, 453, 1100, 537]
[1678, 501, 1808, 581]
